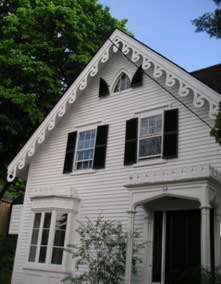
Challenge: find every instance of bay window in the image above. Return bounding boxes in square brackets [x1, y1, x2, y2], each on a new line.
[28, 211, 68, 265]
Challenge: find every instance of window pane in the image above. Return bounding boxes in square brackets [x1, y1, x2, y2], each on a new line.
[83, 161, 89, 169]
[140, 115, 162, 137]
[79, 132, 85, 141]
[55, 213, 67, 230]
[139, 137, 161, 157]
[75, 129, 96, 170]
[91, 131, 96, 139]
[28, 245, 37, 262]
[78, 141, 84, 150]
[51, 247, 63, 265]
[31, 229, 39, 245]
[77, 162, 83, 169]
[85, 131, 91, 139]
[41, 229, 49, 245]
[43, 213, 51, 228]
[114, 73, 130, 93]
[33, 213, 41, 228]
[51, 213, 68, 265]
[39, 246, 47, 263]
[54, 230, 66, 247]
[29, 212, 52, 264]
[84, 140, 90, 148]
[29, 213, 42, 262]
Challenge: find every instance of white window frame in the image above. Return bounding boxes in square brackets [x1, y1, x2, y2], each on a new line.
[73, 128, 97, 171]
[137, 110, 164, 161]
[111, 70, 131, 94]
[28, 210, 70, 266]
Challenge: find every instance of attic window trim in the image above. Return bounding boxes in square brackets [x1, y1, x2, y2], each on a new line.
[112, 71, 131, 94]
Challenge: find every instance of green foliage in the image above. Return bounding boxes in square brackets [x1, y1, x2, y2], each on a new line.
[177, 266, 221, 284]
[192, 0, 221, 39]
[0, 235, 17, 284]
[192, 1, 221, 145]
[8, 178, 25, 202]
[64, 216, 141, 284]
[210, 102, 221, 144]
[0, 0, 129, 196]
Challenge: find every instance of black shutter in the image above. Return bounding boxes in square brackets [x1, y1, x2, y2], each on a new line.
[124, 118, 138, 165]
[93, 125, 109, 169]
[163, 109, 178, 159]
[99, 78, 109, 97]
[131, 66, 143, 87]
[63, 131, 77, 173]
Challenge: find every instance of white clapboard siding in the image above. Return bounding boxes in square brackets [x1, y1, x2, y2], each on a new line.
[11, 51, 221, 284]
[8, 204, 23, 235]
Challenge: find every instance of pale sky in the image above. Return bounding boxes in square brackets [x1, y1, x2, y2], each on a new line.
[99, 0, 221, 72]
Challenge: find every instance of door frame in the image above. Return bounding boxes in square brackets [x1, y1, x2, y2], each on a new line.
[151, 209, 201, 284]
[151, 211, 166, 284]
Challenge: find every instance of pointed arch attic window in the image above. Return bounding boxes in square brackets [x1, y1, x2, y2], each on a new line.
[114, 73, 130, 93]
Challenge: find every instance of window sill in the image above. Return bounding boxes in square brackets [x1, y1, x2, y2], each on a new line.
[23, 262, 71, 274]
[133, 158, 167, 168]
[70, 169, 97, 176]
[112, 87, 132, 96]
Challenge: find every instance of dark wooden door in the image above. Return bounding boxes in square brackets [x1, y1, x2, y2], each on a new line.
[165, 210, 201, 284]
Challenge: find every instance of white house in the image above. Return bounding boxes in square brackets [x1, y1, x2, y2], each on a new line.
[7, 29, 221, 284]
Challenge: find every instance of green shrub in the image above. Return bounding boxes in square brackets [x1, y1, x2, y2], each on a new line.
[0, 235, 17, 284]
[177, 267, 221, 284]
[63, 216, 142, 284]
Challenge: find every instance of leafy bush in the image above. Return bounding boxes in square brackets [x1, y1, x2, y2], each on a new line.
[177, 266, 221, 284]
[0, 235, 17, 284]
[64, 216, 141, 284]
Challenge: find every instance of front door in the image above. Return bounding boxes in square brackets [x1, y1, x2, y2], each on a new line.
[152, 210, 201, 284]
[165, 210, 201, 284]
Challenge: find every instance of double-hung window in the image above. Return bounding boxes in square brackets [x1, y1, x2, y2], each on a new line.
[124, 109, 178, 165]
[75, 129, 96, 170]
[63, 125, 109, 173]
[138, 114, 162, 159]
[28, 211, 68, 265]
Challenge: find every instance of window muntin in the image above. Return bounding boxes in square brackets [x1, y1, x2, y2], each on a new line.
[75, 129, 96, 170]
[114, 73, 130, 93]
[51, 213, 68, 264]
[39, 212, 51, 263]
[139, 114, 162, 159]
[28, 211, 68, 265]
[29, 213, 42, 262]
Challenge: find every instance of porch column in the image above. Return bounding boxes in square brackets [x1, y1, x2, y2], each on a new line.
[214, 209, 221, 270]
[144, 211, 154, 284]
[201, 206, 211, 270]
[125, 210, 136, 284]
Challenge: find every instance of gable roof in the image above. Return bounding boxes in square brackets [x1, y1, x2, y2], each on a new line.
[7, 29, 221, 182]
[191, 64, 221, 94]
